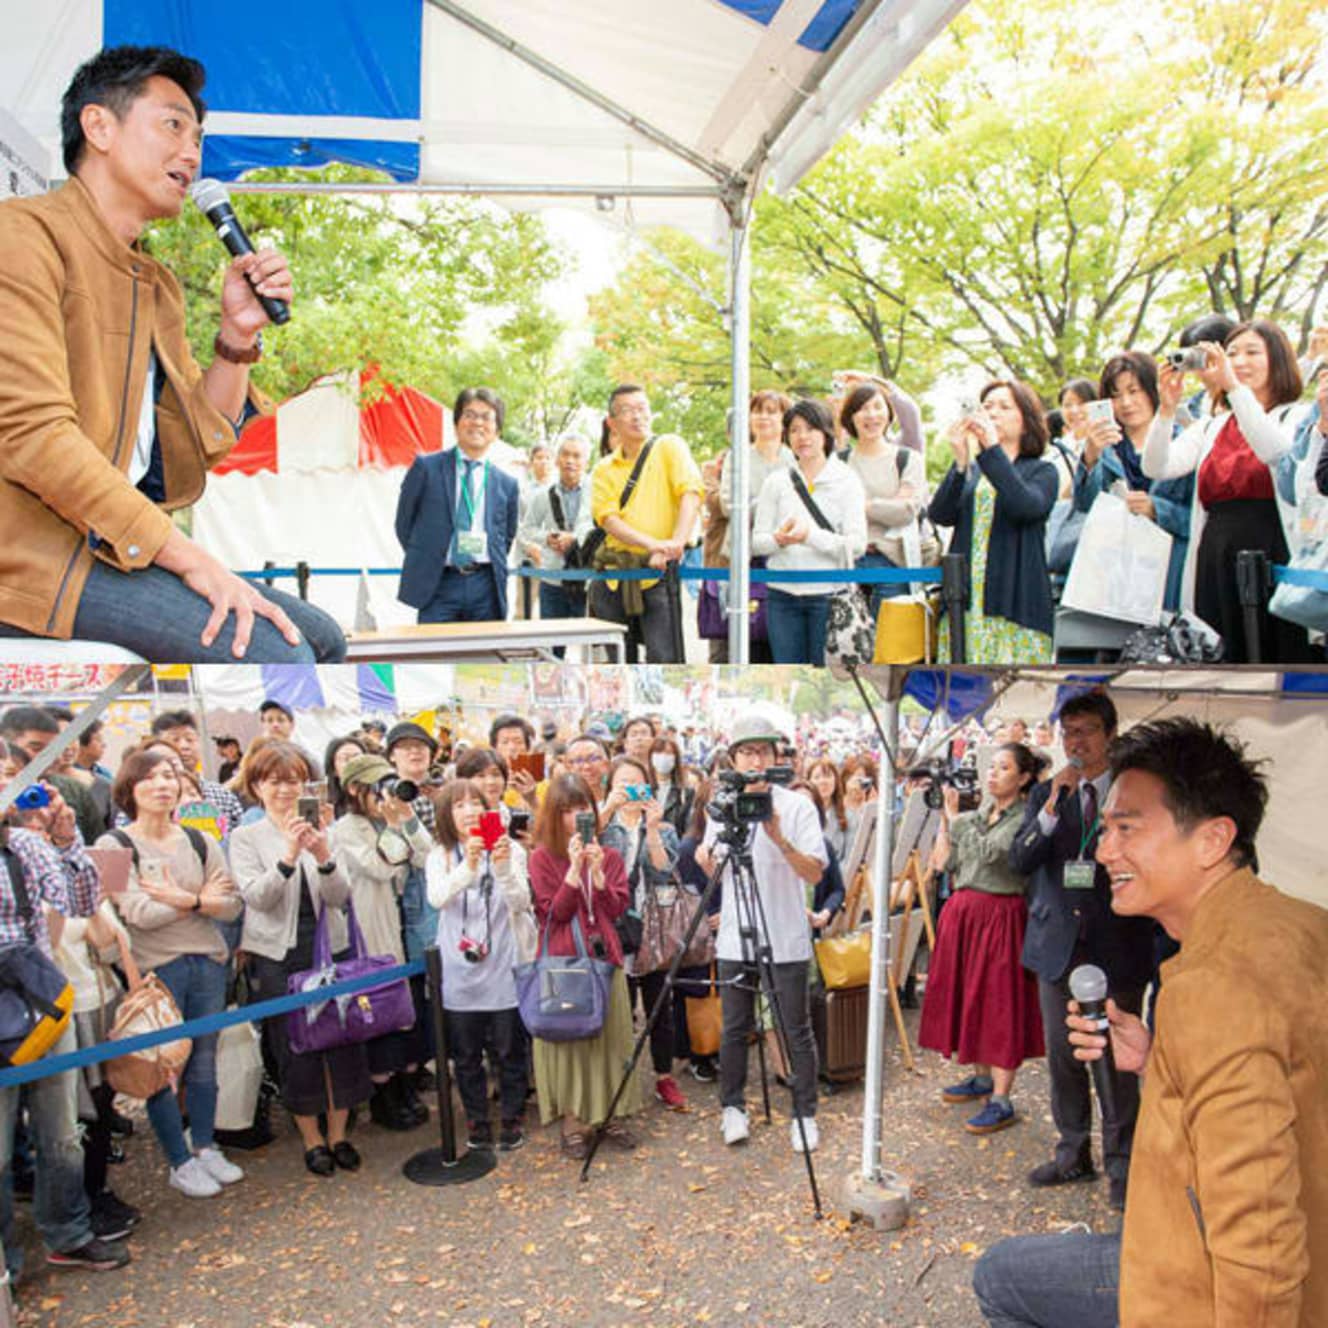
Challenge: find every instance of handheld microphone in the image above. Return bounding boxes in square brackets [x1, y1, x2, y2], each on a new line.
[1051, 755, 1084, 815]
[1068, 963, 1118, 1124]
[189, 178, 290, 325]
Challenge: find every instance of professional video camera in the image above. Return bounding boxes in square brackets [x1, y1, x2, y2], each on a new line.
[708, 765, 794, 829]
[918, 760, 981, 814]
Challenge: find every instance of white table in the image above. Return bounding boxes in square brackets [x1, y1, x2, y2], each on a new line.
[345, 617, 627, 662]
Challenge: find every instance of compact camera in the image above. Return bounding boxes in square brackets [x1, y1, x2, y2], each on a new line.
[1165, 347, 1208, 373]
[624, 784, 652, 802]
[458, 935, 490, 964]
[14, 785, 51, 812]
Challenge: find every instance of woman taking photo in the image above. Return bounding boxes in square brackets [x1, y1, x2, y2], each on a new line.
[752, 399, 868, 664]
[426, 779, 535, 1152]
[229, 742, 371, 1177]
[528, 773, 641, 1158]
[330, 753, 434, 1132]
[928, 380, 1059, 663]
[1144, 318, 1315, 662]
[599, 755, 687, 1112]
[100, 749, 244, 1199]
[916, 743, 1046, 1135]
[1073, 352, 1192, 612]
[841, 381, 930, 616]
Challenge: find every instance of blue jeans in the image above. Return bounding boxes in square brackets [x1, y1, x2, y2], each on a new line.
[766, 589, 830, 664]
[0, 1024, 92, 1270]
[145, 954, 228, 1168]
[419, 568, 503, 623]
[973, 1232, 1121, 1327]
[0, 560, 346, 662]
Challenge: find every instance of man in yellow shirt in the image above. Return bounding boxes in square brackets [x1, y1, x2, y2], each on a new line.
[589, 385, 703, 662]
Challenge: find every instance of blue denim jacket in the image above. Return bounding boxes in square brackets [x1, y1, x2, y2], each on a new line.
[599, 817, 680, 909]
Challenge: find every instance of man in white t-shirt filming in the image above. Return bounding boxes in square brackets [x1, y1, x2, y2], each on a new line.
[697, 716, 826, 1153]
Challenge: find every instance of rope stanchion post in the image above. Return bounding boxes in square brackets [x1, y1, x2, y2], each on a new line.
[262, 559, 276, 590]
[296, 560, 311, 601]
[666, 561, 686, 663]
[1236, 549, 1270, 665]
[401, 945, 497, 1187]
[942, 553, 967, 664]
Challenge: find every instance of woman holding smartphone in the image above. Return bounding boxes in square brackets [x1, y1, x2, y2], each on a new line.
[426, 779, 535, 1152]
[599, 755, 687, 1112]
[229, 742, 371, 1177]
[528, 773, 641, 1158]
[330, 753, 433, 1132]
[100, 749, 244, 1200]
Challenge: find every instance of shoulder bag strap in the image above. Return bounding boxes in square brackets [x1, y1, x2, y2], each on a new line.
[618, 439, 656, 513]
[108, 827, 139, 869]
[1, 841, 38, 943]
[182, 826, 210, 869]
[549, 485, 568, 531]
[789, 468, 836, 532]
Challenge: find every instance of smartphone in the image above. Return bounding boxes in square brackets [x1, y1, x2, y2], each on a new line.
[508, 808, 532, 838]
[297, 795, 321, 828]
[575, 811, 597, 844]
[477, 810, 505, 851]
[511, 752, 545, 782]
[1085, 399, 1116, 426]
[138, 857, 166, 888]
[625, 784, 652, 802]
[86, 846, 133, 896]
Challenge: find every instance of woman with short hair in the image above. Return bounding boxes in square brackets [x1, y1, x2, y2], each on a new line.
[229, 742, 370, 1177]
[752, 399, 868, 664]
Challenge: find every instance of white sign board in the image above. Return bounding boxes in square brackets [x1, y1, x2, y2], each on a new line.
[0, 108, 50, 200]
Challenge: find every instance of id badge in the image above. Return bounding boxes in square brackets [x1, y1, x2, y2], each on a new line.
[1063, 860, 1096, 891]
[457, 530, 488, 561]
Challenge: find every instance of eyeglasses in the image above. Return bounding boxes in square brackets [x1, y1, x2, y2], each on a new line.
[459, 410, 497, 425]
[566, 755, 602, 768]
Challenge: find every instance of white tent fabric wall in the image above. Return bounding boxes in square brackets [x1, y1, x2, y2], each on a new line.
[191, 468, 416, 631]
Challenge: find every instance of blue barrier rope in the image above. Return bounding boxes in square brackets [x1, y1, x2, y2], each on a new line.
[238, 564, 943, 586]
[1273, 564, 1328, 591]
[0, 958, 425, 1091]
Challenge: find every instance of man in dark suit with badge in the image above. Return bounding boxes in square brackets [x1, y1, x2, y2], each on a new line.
[1009, 690, 1155, 1210]
[395, 388, 521, 624]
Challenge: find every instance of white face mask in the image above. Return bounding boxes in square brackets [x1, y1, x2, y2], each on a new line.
[651, 753, 676, 776]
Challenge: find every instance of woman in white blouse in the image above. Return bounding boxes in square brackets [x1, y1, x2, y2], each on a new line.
[752, 398, 868, 664]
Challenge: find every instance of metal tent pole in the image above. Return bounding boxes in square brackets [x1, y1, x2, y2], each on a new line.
[845, 674, 910, 1228]
[726, 212, 752, 667]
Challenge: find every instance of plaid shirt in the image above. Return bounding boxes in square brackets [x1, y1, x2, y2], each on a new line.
[0, 829, 99, 957]
[411, 793, 436, 835]
[199, 779, 245, 841]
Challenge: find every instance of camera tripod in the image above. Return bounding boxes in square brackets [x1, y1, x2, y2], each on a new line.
[582, 814, 824, 1219]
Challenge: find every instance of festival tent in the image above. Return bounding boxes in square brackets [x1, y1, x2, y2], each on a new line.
[3, 0, 974, 663]
[191, 370, 452, 630]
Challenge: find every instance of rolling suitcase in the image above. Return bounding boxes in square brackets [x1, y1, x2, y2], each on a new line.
[812, 983, 869, 1083]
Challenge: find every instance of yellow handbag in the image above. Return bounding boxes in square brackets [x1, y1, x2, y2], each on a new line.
[874, 594, 939, 664]
[814, 928, 873, 990]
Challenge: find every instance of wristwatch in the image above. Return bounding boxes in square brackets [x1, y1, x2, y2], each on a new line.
[213, 331, 262, 364]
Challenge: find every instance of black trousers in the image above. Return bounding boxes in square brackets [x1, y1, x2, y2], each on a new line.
[628, 970, 675, 1075]
[445, 1007, 529, 1127]
[1037, 973, 1144, 1181]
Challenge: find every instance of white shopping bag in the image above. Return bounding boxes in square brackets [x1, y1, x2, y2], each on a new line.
[1061, 492, 1172, 626]
[213, 1018, 264, 1131]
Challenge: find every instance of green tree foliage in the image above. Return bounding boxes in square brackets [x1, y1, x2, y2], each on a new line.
[587, 0, 1327, 417]
[143, 165, 569, 441]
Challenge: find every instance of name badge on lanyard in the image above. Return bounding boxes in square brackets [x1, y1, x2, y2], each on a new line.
[1063, 860, 1096, 890]
[457, 460, 490, 561]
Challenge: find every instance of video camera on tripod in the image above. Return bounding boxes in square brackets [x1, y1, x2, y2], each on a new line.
[707, 765, 795, 830]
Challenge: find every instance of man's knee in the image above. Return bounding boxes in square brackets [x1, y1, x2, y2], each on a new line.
[973, 1238, 1023, 1322]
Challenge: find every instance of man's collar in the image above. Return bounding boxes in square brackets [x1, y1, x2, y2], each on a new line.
[58, 177, 146, 275]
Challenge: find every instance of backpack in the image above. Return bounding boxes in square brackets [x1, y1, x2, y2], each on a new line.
[0, 838, 75, 1066]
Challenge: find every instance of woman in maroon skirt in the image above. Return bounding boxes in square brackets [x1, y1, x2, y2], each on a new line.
[918, 743, 1045, 1135]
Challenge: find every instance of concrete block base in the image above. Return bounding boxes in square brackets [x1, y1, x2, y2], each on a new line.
[842, 1170, 911, 1231]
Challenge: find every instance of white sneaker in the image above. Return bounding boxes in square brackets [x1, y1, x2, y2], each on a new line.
[722, 1106, 750, 1146]
[196, 1146, 244, 1185]
[170, 1157, 222, 1198]
[790, 1117, 819, 1153]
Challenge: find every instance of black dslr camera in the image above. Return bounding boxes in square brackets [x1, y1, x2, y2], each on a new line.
[708, 765, 794, 827]
[373, 775, 419, 803]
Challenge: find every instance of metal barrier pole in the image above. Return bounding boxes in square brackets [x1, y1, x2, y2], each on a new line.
[666, 562, 686, 663]
[262, 559, 276, 590]
[296, 561, 310, 601]
[942, 553, 967, 664]
[402, 946, 497, 1186]
[1236, 549, 1270, 664]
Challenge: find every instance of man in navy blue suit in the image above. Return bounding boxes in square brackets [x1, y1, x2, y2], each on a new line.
[1008, 690, 1155, 1211]
[395, 388, 521, 624]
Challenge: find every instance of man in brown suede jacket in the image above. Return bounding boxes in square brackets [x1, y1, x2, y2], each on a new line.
[0, 45, 343, 662]
[974, 717, 1326, 1328]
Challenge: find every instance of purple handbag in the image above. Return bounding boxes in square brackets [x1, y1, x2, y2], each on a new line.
[697, 558, 769, 642]
[286, 899, 415, 1055]
[512, 914, 615, 1043]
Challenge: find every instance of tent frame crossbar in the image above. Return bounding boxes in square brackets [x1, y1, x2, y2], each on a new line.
[229, 181, 725, 199]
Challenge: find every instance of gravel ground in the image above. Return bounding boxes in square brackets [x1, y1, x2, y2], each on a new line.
[15, 1006, 1122, 1327]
